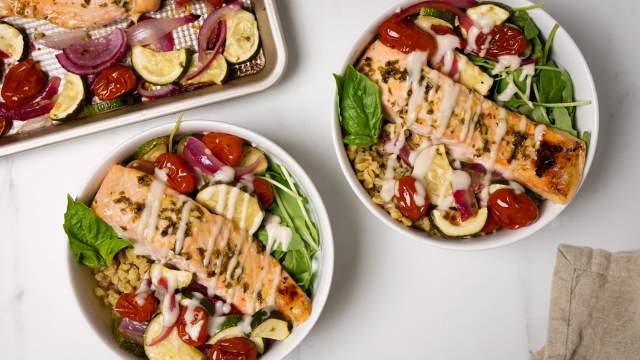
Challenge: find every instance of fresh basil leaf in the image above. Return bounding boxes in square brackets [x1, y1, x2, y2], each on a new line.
[335, 65, 382, 147]
[344, 134, 376, 146]
[550, 107, 577, 136]
[64, 195, 131, 268]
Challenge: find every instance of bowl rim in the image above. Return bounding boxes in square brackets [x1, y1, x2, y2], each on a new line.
[331, 0, 599, 251]
[67, 119, 335, 359]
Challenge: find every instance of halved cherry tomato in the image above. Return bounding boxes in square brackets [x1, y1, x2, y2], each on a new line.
[176, 305, 209, 346]
[253, 178, 274, 208]
[206, 0, 225, 7]
[487, 188, 538, 229]
[1, 59, 47, 108]
[475, 25, 528, 59]
[154, 153, 198, 194]
[202, 133, 245, 167]
[91, 65, 138, 101]
[209, 337, 257, 360]
[393, 176, 429, 221]
[0, 117, 12, 137]
[378, 16, 437, 54]
[481, 210, 499, 233]
[114, 293, 157, 322]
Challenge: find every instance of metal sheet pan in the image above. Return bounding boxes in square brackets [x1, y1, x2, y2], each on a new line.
[0, 0, 286, 157]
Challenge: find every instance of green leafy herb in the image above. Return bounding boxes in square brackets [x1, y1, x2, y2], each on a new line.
[256, 163, 320, 293]
[64, 195, 131, 268]
[335, 65, 383, 147]
[509, 10, 540, 40]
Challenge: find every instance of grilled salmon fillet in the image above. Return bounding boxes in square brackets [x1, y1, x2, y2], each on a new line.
[91, 165, 312, 324]
[358, 40, 586, 204]
[0, 0, 161, 28]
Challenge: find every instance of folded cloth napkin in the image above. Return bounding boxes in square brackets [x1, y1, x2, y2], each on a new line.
[533, 244, 640, 360]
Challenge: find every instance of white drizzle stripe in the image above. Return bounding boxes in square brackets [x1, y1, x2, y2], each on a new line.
[174, 200, 192, 255]
[203, 216, 223, 267]
[225, 187, 240, 219]
[267, 265, 282, 306]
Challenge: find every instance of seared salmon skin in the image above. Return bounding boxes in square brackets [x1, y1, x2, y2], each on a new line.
[0, 0, 161, 28]
[91, 164, 312, 324]
[358, 40, 586, 204]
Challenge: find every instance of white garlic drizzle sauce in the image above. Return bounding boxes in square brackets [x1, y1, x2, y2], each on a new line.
[203, 216, 224, 267]
[534, 124, 547, 149]
[458, 91, 475, 141]
[136, 169, 167, 242]
[208, 222, 232, 297]
[174, 199, 192, 255]
[479, 108, 508, 206]
[183, 296, 205, 340]
[150, 263, 180, 331]
[380, 51, 429, 202]
[450, 170, 471, 192]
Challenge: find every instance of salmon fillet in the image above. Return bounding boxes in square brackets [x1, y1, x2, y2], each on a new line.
[91, 165, 312, 324]
[0, 0, 161, 28]
[358, 40, 586, 204]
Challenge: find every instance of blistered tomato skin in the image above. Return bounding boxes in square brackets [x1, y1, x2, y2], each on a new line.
[0, 117, 12, 136]
[1, 59, 47, 108]
[487, 188, 539, 229]
[209, 337, 258, 360]
[176, 305, 209, 346]
[378, 16, 437, 55]
[475, 25, 528, 59]
[393, 176, 429, 221]
[154, 153, 198, 194]
[114, 293, 157, 322]
[202, 133, 245, 167]
[91, 65, 138, 101]
[253, 178, 274, 208]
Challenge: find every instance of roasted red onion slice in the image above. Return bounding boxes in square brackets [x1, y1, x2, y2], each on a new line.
[127, 15, 199, 47]
[36, 29, 89, 50]
[234, 157, 262, 179]
[0, 100, 54, 121]
[0, 49, 9, 59]
[62, 29, 127, 67]
[196, 2, 240, 64]
[34, 76, 61, 102]
[453, 189, 475, 221]
[137, 82, 180, 99]
[119, 318, 148, 344]
[185, 19, 226, 81]
[182, 136, 234, 178]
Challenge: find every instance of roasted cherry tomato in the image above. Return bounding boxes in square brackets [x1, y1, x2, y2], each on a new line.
[0, 117, 12, 137]
[176, 305, 209, 346]
[154, 153, 198, 194]
[202, 133, 245, 167]
[1, 59, 47, 108]
[487, 188, 538, 229]
[378, 16, 437, 54]
[393, 176, 429, 221]
[206, 0, 225, 7]
[114, 293, 157, 322]
[475, 25, 528, 59]
[253, 178, 274, 208]
[91, 64, 138, 101]
[481, 210, 499, 233]
[209, 337, 258, 360]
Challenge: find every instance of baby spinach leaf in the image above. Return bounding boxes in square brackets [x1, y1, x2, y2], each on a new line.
[550, 107, 577, 136]
[335, 65, 382, 147]
[64, 195, 131, 268]
[509, 10, 539, 40]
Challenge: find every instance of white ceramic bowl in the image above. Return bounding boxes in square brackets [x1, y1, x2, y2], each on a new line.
[332, 0, 599, 250]
[68, 120, 334, 359]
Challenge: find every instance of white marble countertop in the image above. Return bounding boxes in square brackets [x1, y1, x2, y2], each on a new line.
[1, 0, 638, 359]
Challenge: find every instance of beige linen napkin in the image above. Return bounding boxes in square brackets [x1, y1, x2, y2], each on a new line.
[533, 244, 640, 360]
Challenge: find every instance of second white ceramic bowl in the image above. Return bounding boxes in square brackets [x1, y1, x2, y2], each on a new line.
[69, 120, 334, 359]
[332, 0, 599, 250]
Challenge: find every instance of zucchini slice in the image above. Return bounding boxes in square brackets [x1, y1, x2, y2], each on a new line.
[135, 136, 169, 161]
[223, 9, 260, 63]
[113, 317, 145, 357]
[466, 4, 511, 29]
[237, 147, 268, 175]
[250, 336, 265, 354]
[80, 94, 141, 117]
[419, 8, 456, 25]
[49, 73, 85, 121]
[218, 315, 243, 332]
[144, 315, 205, 360]
[182, 52, 228, 85]
[207, 326, 246, 345]
[250, 318, 291, 341]
[131, 46, 190, 85]
[0, 23, 26, 63]
[432, 207, 488, 237]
